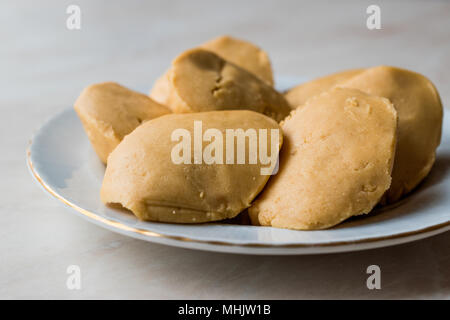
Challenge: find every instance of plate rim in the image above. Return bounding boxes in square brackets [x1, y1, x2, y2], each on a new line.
[26, 130, 450, 253]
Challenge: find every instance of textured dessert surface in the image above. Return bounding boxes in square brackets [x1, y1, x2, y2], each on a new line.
[250, 88, 398, 230]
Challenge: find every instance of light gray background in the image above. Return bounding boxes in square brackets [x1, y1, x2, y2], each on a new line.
[1, 0, 449, 299]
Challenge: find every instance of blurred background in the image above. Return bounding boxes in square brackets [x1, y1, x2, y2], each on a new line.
[1, 0, 449, 299]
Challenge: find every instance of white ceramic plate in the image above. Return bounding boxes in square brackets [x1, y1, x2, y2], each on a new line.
[27, 77, 450, 255]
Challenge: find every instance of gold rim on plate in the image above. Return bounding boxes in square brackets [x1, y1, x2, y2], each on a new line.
[27, 144, 450, 250]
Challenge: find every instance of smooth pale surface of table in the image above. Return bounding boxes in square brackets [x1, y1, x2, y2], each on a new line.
[1, 0, 449, 299]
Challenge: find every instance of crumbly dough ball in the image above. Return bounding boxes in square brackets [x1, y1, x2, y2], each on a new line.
[201, 35, 274, 85]
[157, 49, 290, 122]
[249, 88, 398, 230]
[74, 82, 170, 163]
[101, 110, 282, 223]
[340, 66, 443, 203]
[284, 69, 363, 109]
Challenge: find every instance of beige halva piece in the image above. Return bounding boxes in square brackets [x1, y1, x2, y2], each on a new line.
[201, 35, 274, 85]
[340, 66, 443, 203]
[74, 82, 170, 163]
[101, 110, 282, 223]
[152, 48, 290, 122]
[150, 35, 274, 105]
[249, 88, 398, 230]
[284, 69, 363, 109]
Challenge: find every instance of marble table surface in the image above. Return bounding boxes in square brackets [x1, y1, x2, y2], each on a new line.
[1, 0, 449, 299]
